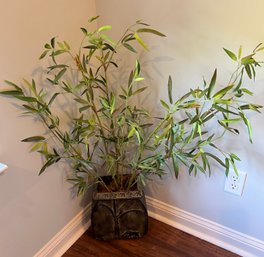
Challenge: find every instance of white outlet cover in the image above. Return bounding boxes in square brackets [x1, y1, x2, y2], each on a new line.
[224, 169, 247, 196]
[0, 163, 8, 174]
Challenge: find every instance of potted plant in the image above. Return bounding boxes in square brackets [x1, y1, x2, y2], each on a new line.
[0, 16, 263, 240]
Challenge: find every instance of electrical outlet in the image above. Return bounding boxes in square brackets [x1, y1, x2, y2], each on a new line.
[224, 169, 247, 196]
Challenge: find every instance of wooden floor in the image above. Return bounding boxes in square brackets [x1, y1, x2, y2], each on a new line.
[63, 218, 240, 257]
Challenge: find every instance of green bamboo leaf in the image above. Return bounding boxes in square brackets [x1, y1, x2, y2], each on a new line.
[110, 94, 116, 114]
[160, 99, 170, 110]
[119, 94, 127, 100]
[64, 41, 70, 50]
[190, 114, 200, 124]
[128, 70, 134, 87]
[134, 129, 141, 144]
[253, 43, 263, 52]
[132, 86, 148, 96]
[123, 43, 137, 53]
[256, 46, 264, 52]
[134, 77, 144, 82]
[15, 96, 37, 102]
[81, 27, 88, 35]
[138, 174, 146, 187]
[245, 65, 252, 79]
[176, 154, 189, 166]
[241, 55, 255, 65]
[30, 142, 44, 152]
[250, 64, 256, 79]
[172, 154, 179, 178]
[79, 105, 91, 112]
[136, 20, 150, 26]
[197, 124, 202, 138]
[74, 98, 88, 104]
[213, 85, 233, 99]
[39, 50, 49, 60]
[51, 37, 55, 48]
[52, 50, 67, 56]
[98, 25, 112, 32]
[233, 71, 243, 92]
[135, 59, 141, 77]
[240, 112, 253, 143]
[53, 68, 67, 84]
[225, 158, 230, 176]
[4, 80, 23, 91]
[181, 101, 200, 109]
[213, 99, 232, 105]
[23, 79, 37, 95]
[240, 104, 262, 113]
[136, 28, 166, 37]
[207, 69, 217, 98]
[212, 104, 238, 115]
[218, 120, 240, 135]
[83, 45, 97, 50]
[238, 46, 242, 59]
[100, 98, 110, 109]
[57, 41, 65, 49]
[22, 104, 38, 113]
[22, 136, 46, 142]
[201, 112, 215, 123]
[134, 32, 149, 51]
[140, 123, 153, 129]
[0, 90, 23, 96]
[193, 162, 206, 175]
[204, 152, 226, 167]
[48, 93, 60, 106]
[230, 153, 241, 161]
[201, 153, 210, 173]
[223, 48, 237, 61]
[168, 76, 173, 104]
[221, 118, 242, 123]
[100, 34, 117, 46]
[229, 158, 238, 175]
[39, 158, 56, 175]
[48, 64, 69, 72]
[185, 124, 197, 144]
[44, 43, 51, 49]
[188, 164, 195, 175]
[128, 127, 136, 138]
[122, 33, 135, 42]
[174, 92, 192, 106]
[31, 79, 37, 94]
[103, 43, 115, 53]
[88, 16, 100, 23]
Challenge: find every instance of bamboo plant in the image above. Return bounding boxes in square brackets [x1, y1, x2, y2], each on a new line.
[1, 16, 263, 194]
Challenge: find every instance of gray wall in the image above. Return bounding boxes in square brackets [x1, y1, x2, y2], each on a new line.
[96, 0, 264, 241]
[1, 1, 264, 256]
[0, 1, 96, 256]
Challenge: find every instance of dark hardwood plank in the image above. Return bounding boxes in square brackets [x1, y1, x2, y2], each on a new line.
[63, 218, 240, 257]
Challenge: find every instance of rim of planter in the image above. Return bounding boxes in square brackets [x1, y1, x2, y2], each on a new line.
[93, 190, 144, 200]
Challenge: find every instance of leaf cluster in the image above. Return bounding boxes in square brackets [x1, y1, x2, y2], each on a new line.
[0, 17, 263, 194]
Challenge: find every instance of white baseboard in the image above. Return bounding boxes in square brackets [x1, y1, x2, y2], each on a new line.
[33, 203, 91, 257]
[146, 196, 264, 257]
[32, 197, 264, 257]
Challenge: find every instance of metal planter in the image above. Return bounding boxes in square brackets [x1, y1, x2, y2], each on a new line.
[91, 177, 148, 240]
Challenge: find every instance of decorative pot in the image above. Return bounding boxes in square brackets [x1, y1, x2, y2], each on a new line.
[91, 176, 148, 240]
